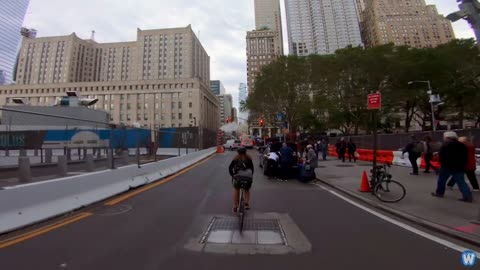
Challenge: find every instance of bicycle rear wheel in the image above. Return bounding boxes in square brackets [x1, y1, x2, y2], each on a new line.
[374, 180, 406, 203]
[238, 189, 245, 233]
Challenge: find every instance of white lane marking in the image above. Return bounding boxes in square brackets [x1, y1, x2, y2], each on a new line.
[316, 184, 480, 256]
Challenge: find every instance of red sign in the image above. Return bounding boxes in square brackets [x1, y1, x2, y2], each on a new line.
[368, 93, 381, 110]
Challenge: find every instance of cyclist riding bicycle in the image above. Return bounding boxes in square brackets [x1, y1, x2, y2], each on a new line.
[228, 147, 254, 213]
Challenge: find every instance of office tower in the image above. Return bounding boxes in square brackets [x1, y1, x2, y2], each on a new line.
[254, 0, 284, 54]
[285, 0, 363, 56]
[0, 0, 30, 84]
[355, 0, 366, 22]
[362, 0, 455, 48]
[210, 80, 225, 95]
[0, 26, 219, 132]
[246, 30, 281, 94]
[218, 94, 233, 125]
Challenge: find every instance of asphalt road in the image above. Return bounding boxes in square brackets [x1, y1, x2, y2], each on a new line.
[0, 151, 472, 270]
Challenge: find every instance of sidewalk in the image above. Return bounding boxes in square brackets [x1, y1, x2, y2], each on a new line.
[315, 159, 480, 245]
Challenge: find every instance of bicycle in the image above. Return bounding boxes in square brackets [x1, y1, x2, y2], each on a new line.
[370, 164, 406, 203]
[234, 176, 252, 233]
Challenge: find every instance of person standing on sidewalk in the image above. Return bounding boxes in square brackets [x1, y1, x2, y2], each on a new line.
[402, 136, 422, 175]
[306, 144, 318, 168]
[337, 138, 347, 162]
[320, 139, 328, 161]
[446, 136, 479, 191]
[431, 132, 473, 203]
[423, 135, 434, 173]
[347, 139, 357, 163]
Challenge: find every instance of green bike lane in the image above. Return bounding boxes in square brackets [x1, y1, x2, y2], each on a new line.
[0, 151, 472, 270]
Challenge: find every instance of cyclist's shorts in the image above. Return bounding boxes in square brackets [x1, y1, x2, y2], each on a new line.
[232, 176, 253, 190]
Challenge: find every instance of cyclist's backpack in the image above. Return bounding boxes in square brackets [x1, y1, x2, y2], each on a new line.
[235, 159, 253, 179]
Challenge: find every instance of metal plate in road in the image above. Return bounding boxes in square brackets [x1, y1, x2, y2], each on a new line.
[210, 217, 280, 232]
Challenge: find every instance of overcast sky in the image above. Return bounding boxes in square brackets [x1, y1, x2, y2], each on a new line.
[24, 0, 475, 108]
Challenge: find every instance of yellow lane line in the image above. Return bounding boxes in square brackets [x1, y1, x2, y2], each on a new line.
[0, 212, 92, 249]
[104, 155, 215, 206]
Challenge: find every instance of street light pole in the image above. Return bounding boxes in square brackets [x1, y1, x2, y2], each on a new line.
[426, 80, 436, 132]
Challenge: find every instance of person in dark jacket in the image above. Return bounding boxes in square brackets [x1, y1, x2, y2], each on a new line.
[337, 138, 347, 162]
[279, 143, 294, 180]
[228, 147, 255, 212]
[347, 139, 357, 162]
[446, 137, 479, 191]
[402, 136, 422, 175]
[320, 139, 328, 161]
[431, 132, 473, 202]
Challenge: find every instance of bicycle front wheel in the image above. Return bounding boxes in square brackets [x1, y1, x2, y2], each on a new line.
[374, 180, 406, 203]
[238, 189, 245, 233]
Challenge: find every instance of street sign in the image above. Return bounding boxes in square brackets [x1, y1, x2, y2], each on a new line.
[367, 93, 381, 110]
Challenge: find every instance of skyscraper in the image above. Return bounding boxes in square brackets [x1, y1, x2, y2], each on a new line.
[210, 80, 225, 95]
[254, 0, 284, 54]
[362, 0, 455, 48]
[0, 0, 30, 85]
[285, 0, 363, 56]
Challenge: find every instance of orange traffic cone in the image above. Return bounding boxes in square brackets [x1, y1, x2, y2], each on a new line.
[359, 171, 371, 192]
[216, 145, 225, 154]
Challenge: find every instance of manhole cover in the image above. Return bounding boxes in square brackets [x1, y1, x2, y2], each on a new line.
[335, 164, 355, 167]
[185, 213, 312, 255]
[201, 217, 286, 245]
[210, 217, 280, 232]
[93, 204, 132, 216]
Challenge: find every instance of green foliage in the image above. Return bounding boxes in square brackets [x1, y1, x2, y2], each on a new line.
[244, 39, 480, 134]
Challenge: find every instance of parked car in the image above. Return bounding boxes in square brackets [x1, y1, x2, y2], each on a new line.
[259, 142, 300, 177]
[224, 139, 241, 150]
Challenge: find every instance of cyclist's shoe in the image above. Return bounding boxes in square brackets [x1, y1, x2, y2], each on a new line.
[245, 203, 250, 210]
[232, 207, 238, 213]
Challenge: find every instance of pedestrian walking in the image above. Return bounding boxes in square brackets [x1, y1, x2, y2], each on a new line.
[337, 138, 347, 162]
[347, 139, 357, 162]
[423, 135, 434, 173]
[402, 136, 423, 175]
[320, 139, 328, 161]
[446, 137, 479, 191]
[431, 132, 473, 202]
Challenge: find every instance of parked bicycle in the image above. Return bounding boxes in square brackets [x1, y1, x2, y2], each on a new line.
[370, 164, 406, 203]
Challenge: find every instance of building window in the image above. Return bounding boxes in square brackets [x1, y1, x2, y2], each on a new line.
[178, 113, 182, 120]
[171, 102, 175, 109]
[172, 113, 176, 120]
[189, 102, 192, 108]
[178, 102, 182, 109]
[189, 113, 193, 119]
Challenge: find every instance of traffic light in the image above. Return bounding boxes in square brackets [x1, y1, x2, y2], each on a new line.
[259, 119, 264, 127]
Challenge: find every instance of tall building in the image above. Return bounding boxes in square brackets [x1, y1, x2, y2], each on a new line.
[362, 0, 455, 48]
[0, 26, 219, 133]
[355, 0, 366, 22]
[254, 0, 284, 54]
[246, 30, 281, 93]
[285, 0, 363, 56]
[218, 94, 233, 126]
[210, 80, 225, 95]
[0, 0, 30, 85]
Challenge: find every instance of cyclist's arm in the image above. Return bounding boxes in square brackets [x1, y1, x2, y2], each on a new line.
[247, 159, 254, 174]
[228, 160, 236, 177]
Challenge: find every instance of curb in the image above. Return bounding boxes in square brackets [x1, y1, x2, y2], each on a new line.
[316, 177, 480, 248]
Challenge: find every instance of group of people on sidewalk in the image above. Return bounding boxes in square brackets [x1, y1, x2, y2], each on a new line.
[335, 138, 358, 163]
[403, 132, 478, 203]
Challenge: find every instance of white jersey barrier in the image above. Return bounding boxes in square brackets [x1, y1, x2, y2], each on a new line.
[0, 148, 216, 234]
